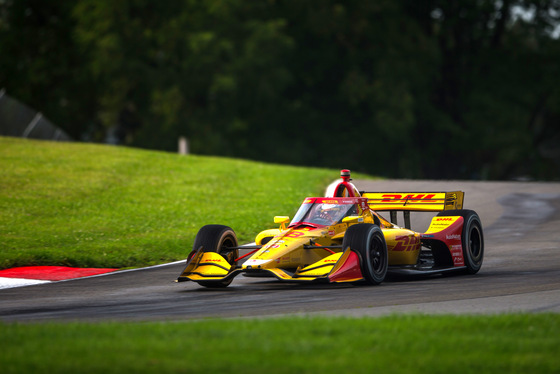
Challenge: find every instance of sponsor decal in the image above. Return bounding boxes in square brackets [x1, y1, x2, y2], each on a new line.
[435, 217, 453, 221]
[328, 230, 335, 236]
[323, 259, 337, 263]
[450, 244, 464, 265]
[204, 259, 224, 263]
[381, 194, 437, 202]
[317, 198, 357, 204]
[244, 259, 271, 266]
[446, 234, 461, 240]
[392, 235, 420, 252]
[430, 222, 450, 227]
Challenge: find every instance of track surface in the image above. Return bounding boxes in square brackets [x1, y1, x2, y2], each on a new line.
[1, 180, 559, 321]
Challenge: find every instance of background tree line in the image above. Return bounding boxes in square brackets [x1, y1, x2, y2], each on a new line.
[1, 0, 559, 180]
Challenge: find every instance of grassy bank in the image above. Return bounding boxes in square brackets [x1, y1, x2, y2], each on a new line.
[0, 137, 354, 269]
[2, 314, 558, 373]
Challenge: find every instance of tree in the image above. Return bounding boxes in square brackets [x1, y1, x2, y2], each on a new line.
[0, 0, 95, 139]
[1, 0, 558, 179]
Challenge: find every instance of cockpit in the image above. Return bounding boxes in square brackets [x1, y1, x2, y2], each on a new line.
[289, 198, 361, 227]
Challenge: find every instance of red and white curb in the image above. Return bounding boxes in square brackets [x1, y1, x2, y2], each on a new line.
[0, 277, 51, 289]
[0, 266, 118, 290]
[0, 261, 188, 290]
[0, 247, 261, 290]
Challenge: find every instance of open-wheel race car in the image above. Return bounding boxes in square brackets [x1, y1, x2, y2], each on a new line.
[177, 170, 484, 288]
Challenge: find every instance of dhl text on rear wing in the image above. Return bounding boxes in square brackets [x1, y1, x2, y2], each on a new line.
[362, 191, 464, 212]
[362, 191, 464, 229]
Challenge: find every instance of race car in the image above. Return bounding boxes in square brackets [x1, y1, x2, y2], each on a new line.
[177, 169, 484, 288]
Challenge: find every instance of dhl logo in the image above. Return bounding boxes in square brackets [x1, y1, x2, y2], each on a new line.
[381, 194, 437, 202]
[392, 235, 420, 252]
[203, 259, 224, 263]
[435, 217, 453, 221]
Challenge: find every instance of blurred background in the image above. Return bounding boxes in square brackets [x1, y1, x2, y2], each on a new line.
[1, 0, 559, 180]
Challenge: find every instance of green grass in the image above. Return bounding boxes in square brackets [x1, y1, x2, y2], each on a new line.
[1, 314, 558, 373]
[0, 136, 361, 269]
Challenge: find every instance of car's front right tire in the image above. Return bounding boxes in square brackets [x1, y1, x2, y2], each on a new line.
[342, 223, 388, 285]
[191, 224, 239, 288]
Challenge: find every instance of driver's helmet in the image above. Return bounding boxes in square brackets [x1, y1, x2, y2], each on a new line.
[316, 203, 341, 221]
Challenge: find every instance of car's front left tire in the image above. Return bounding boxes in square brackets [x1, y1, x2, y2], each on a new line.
[437, 210, 484, 274]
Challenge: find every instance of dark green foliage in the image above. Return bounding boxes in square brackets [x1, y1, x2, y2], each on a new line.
[1, 0, 559, 179]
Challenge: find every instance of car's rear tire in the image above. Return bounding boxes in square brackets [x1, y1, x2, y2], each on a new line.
[343, 223, 388, 285]
[437, 210, 484, 274]
[191, 224, 239, 287]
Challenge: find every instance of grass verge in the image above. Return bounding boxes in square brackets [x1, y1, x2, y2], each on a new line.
[1, 314, 558, 374]
[0, 136, 368, 269]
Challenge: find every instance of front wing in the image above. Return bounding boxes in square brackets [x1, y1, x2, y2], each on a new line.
[176, 247, 366, 285]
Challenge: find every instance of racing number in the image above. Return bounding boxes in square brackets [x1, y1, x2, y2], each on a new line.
[285, 231, 305, 238]
[266, 229, 307, 248]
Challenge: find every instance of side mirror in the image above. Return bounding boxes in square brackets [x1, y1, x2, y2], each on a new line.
[274, 216, 290, 230]
[342, 216, 364, 224]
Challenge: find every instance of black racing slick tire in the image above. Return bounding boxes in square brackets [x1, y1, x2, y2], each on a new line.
[342, 223, 388, 285]
[192, 224, 239, 288]
[437, 210, 484, 274]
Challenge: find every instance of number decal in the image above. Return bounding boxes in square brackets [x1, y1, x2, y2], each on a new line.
[285, 231, 305, 238]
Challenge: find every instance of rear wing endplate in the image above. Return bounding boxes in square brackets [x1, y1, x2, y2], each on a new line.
[362, 191, 464, 229]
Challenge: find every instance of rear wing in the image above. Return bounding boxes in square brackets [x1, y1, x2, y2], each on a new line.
[362, 191, 464, 229]
[362, 191, 464, 212]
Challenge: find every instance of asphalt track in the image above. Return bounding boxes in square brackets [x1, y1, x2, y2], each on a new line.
[1, 180, 559, 322]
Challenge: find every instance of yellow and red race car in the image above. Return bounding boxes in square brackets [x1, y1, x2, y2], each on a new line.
[177, 170, 484, 288]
